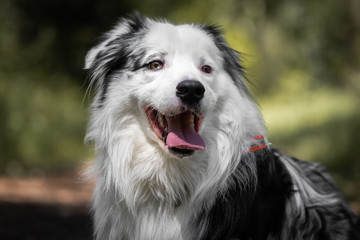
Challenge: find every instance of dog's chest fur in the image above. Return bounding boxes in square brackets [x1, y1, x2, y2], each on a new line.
[93, 149, 294, 240]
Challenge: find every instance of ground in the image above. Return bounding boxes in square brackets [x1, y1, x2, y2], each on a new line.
[0, 169, 93, 240]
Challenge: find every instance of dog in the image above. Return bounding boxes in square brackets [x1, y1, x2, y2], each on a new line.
[84, 12, 359, 240]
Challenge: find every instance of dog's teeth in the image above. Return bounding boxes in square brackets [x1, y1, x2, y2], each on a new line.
[190, 113, 195, 125]
[158, 115, 165, 128]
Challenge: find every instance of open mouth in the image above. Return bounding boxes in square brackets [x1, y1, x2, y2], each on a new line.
[145, 107, 205, 157]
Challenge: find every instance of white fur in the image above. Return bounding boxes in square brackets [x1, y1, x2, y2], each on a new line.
[85, 17, 266, 240]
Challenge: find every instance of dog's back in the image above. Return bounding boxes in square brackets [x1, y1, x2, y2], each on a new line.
[195, 148, 359, 239]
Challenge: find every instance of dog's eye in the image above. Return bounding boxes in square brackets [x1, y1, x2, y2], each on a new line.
[201, 65, 212, 74]
[146, 60, 164, 70]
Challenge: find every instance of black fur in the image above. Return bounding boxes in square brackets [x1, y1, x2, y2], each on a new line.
[194, 149, 292, 240]
[194, 149, 360, 240]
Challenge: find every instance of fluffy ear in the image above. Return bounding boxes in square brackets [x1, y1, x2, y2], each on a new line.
[201, 25, 255, 101]
[84, 12, 149, 71]
[84, 24, 132, 71]
[84, 12, 149, 99]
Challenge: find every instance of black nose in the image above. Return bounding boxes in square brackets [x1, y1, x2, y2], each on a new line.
[176, 80, 205, 105]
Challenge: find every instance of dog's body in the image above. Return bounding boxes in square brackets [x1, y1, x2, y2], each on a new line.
[85, 13, 359, 240]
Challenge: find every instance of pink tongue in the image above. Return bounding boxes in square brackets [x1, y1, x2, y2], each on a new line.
[165, 112, 205, 150]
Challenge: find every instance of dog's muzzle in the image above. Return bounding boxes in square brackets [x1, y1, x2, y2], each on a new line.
[144, 80, 206, 157]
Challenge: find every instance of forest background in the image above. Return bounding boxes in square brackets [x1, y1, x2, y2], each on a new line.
[0, 0, 359, 203]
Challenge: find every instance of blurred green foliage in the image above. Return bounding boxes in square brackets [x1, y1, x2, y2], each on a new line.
[0, 0, 359, 199]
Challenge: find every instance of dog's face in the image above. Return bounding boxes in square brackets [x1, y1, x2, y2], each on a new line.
[133, 23, 222, 157]
[85, 14, 260, 161]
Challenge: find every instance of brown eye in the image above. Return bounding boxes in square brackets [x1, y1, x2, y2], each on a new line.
[201, 65, 212, 74]
[147, 60, 164, 70]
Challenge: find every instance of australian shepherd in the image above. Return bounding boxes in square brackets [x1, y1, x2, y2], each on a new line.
[84, 13, 359, 240]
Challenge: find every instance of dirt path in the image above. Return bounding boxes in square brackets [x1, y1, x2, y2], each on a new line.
[0, 169, 94, 240]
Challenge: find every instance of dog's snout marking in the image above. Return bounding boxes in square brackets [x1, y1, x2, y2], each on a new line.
[176, 80, 205, 105]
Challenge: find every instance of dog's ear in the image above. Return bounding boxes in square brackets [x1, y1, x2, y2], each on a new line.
[201, 25, 256, 102]
[84, 12, 149, 99]
[84, 12, 149, 71]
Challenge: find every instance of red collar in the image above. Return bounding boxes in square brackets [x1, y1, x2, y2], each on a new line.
[249, 135, 267, 152]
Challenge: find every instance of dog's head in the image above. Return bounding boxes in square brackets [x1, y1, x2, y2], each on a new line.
[85, 13, 264, 160]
